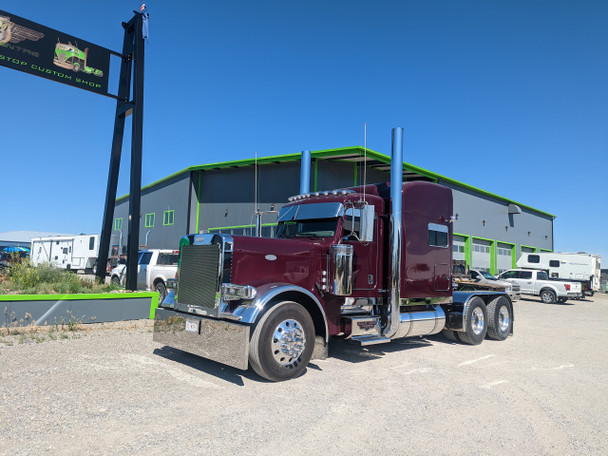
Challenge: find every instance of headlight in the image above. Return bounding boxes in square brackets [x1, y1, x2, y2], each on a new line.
[221, 283, 257, 301]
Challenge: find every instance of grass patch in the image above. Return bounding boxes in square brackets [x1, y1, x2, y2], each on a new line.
[0, 260, 120, 295]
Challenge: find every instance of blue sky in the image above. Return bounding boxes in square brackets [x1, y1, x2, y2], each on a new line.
[2, 1, 607, 263]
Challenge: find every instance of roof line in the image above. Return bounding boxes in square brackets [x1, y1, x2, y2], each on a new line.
[115, 146, 555, 218]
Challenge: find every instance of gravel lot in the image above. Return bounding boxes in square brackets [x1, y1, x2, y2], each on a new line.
[1, 294, 607, 456]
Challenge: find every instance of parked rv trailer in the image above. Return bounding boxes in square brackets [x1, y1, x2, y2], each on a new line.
[516, 252, 601, 296]
[31, 235, 99, 273]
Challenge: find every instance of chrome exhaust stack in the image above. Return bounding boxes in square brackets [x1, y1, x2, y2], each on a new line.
[383, 127, 404, 338]
[300, 150, 311, 194]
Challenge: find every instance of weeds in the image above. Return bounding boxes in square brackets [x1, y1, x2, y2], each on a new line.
[0, 260, 120, 295]
[1, 308, 93, 345]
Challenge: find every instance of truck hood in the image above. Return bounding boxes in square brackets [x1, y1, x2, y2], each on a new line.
[230, 236, 326, 290]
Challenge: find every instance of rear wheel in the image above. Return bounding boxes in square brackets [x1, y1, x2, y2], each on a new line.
[457, 297, 487, 345]
[540, 289, 557, 304]
[155, 281, 167, 303]
[111, 275, 121, 286]
[249, 301, 314, 382]
[486, 296, 512, 341]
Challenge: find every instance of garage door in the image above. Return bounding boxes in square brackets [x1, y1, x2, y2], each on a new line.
[453, 235, 466, 262]
[472, 239, 492, 272]
[496, 243, 513, 274]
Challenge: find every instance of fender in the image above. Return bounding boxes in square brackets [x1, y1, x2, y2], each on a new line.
[232, 282, 329, 344]
[446, 291, 513, 332]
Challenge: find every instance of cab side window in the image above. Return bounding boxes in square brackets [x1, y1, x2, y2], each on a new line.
[428, 223, 448, 248]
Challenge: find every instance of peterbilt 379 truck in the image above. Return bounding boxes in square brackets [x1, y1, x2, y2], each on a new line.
[154, 128, 514, 381]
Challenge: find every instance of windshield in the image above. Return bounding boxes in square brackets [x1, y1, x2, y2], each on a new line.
[275, 219, 338, 239]
[480, 271, 498, 280]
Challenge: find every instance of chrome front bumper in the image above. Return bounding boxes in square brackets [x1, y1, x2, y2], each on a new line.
[153, 308, 250, 371]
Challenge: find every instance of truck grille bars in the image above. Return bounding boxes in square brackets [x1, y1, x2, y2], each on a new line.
[176, 244, 222, 314]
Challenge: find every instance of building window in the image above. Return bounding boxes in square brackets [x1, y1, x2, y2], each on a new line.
[114, 218, 123, 231]
[163, 210, 175, 226]
[145, 213, 155, 228]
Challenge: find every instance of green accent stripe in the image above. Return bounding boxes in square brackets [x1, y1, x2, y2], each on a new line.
[521, 245, 538, 253]
[115, 146, 556, 218]
[0, 292, 158, 301]
[0, 292, 159, 319]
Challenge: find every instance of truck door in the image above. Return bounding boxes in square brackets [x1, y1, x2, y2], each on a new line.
[343, 207, 378, 291]
[517, 270, 534, 294]
[137, 252, 153, 290]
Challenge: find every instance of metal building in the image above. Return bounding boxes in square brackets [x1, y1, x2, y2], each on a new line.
[112, 147, 554, 275]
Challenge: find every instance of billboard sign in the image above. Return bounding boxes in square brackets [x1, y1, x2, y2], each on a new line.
[0, 10, 110, 95]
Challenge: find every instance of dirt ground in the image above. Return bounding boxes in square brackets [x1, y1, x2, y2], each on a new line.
[1, 294, 607, 456]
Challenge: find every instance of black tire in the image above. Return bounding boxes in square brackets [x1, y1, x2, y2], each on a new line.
[249, 301, 314, 382]
[442, 329, 459, 342]
[155, 281, 167, 303]
[486, 295, 512, 341]
[557, 297, 568, 304]
[540, 289, 557, 304]
[111, 275, 121, 286]
[457, 296, 487, 345]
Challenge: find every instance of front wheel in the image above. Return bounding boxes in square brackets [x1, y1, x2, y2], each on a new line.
[111, 275, 121, 286]
[249, 301, 314, 382]
[457, 296, 487, 345]
[486, 296, 512, 341]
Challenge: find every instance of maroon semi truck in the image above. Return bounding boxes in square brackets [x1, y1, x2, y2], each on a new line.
[153, 128, 513, 381]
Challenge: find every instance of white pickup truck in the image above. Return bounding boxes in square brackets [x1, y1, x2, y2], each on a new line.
[110, 249, 179, 302]
[496, 269, 582, 304]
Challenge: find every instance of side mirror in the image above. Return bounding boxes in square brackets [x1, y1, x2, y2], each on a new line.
[359, 205, 375, 242]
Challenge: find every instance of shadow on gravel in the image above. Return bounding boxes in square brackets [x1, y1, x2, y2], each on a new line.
[153, 346, 264, 386]
[328, 336, 434, 364]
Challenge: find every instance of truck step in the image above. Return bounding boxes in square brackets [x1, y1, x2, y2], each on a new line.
[350, 335, 391, 346]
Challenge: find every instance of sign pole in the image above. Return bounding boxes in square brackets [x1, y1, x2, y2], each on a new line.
[96, 13, 144, 287]
[126, 12, 145, 291]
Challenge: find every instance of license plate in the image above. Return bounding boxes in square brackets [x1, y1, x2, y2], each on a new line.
[185, 320, 200, 333]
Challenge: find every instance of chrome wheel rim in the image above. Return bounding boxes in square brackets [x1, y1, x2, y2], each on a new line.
[541, 292, 553, 303]
[471, 307, 485, 335]
[498, 306, 510, 333]
[271, 319, 306, 367]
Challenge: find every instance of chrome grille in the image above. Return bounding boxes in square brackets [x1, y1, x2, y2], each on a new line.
[177, 244, 221, 310]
